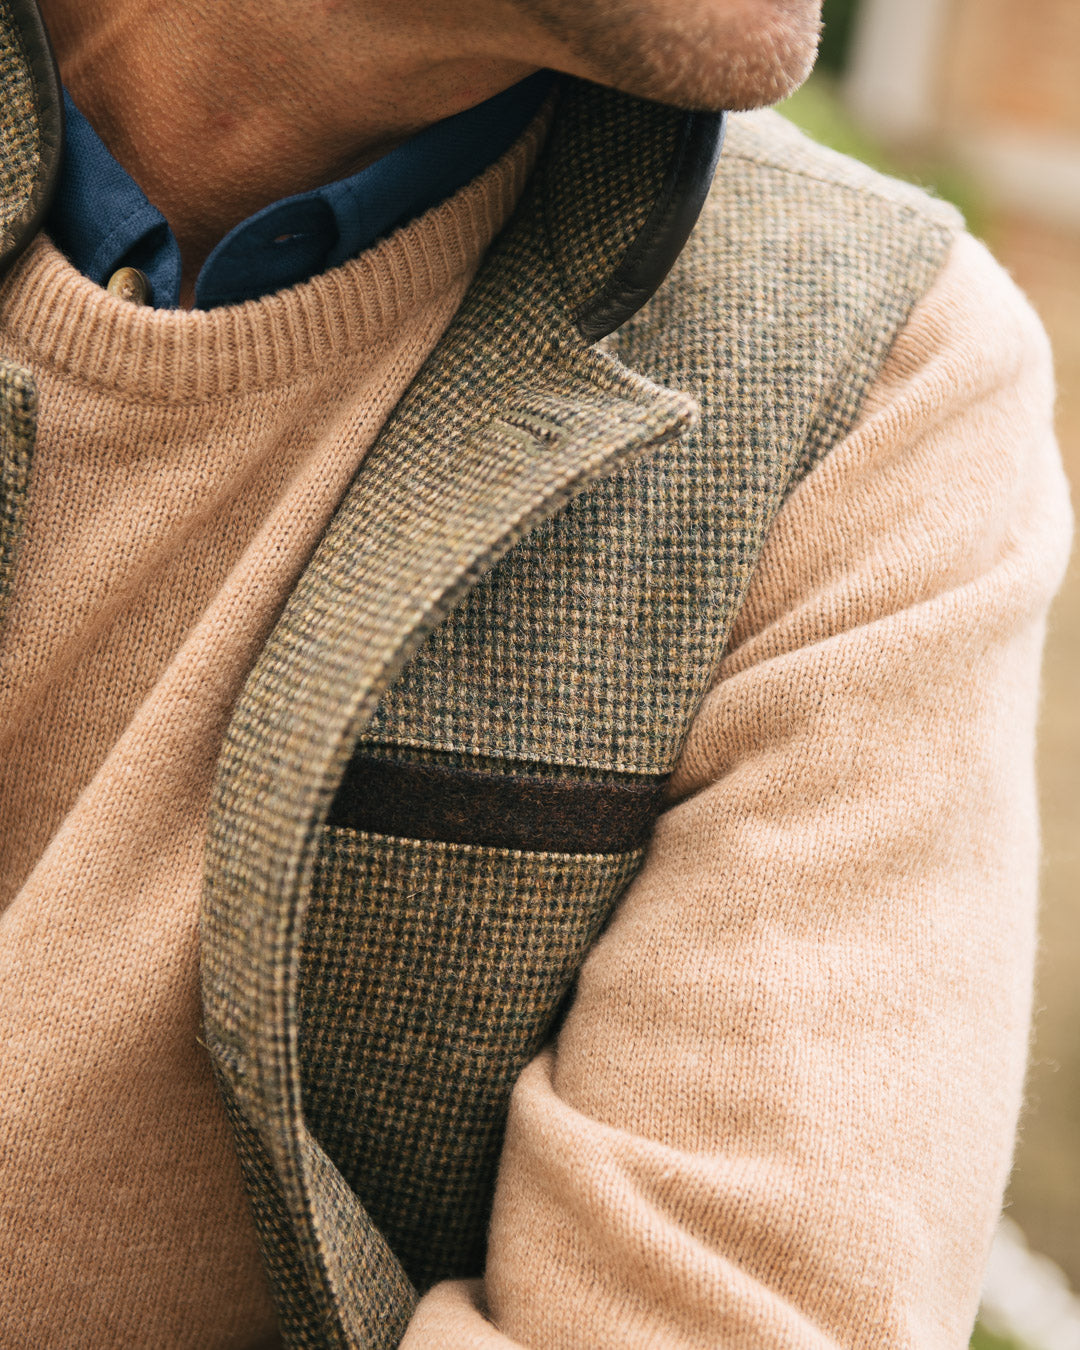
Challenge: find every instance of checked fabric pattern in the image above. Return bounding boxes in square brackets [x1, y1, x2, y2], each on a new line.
[205, 89, 962, 1348]
[0, 1, 37, 252]
[199, 83, 700, 1350]
[0, 0, 59, 273]
[300, 828, 644, 1292]
[0, 359, 35, 624]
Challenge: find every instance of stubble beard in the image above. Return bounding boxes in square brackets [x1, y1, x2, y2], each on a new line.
[505, 0, 822, 110]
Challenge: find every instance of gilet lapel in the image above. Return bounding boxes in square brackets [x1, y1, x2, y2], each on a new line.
[201, 82, 701, 1348]
[1, 0, 59, 629]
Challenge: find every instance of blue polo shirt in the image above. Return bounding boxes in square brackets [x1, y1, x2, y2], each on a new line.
[46, 75, 551, 310]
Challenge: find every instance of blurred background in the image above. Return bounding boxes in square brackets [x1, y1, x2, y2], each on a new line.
[776, 3, 1079, 1346]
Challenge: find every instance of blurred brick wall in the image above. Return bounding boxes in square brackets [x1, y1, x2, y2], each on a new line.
[942, 0, 1080, 138]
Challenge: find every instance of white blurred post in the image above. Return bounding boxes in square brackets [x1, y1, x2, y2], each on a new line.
[843, 0, 952, 144]
[981, 1219, 1080, 1350]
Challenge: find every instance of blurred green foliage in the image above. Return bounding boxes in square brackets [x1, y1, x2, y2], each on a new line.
[778, 75, 891, 168]
[816, 0, 863, 73]
[970, 1324, 1027, 1350]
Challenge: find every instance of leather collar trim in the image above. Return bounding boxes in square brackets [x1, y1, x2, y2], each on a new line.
[575, 108, 726, 343]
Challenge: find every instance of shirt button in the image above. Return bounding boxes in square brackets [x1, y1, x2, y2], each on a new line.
[106, 267, 151, 305]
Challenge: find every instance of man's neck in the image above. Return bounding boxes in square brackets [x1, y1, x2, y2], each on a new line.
[39, 0, 539, 302]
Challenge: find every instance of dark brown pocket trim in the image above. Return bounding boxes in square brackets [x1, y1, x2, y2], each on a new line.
[328, 754, 667, 854]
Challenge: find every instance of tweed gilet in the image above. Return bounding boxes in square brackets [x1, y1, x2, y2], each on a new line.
[0, 36, 962, 1350]
[199, 86, 958, 1348]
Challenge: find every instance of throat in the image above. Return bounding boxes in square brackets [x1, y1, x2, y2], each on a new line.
[37, 0, 537, 296]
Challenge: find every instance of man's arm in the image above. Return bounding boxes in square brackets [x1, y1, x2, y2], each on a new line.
[401, 231, 1072, 1348]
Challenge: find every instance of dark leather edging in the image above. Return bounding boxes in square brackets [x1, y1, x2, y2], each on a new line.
[329, 754, 668, 854]
[574, 108, 727, 345]
[0, 0, 63, 276]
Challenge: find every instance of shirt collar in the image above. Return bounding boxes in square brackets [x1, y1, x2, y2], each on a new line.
[46, 74, 552, 310]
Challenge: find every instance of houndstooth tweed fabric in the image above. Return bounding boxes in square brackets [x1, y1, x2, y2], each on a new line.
[0, 3, 38, 249]
[0, 358, 34, 622]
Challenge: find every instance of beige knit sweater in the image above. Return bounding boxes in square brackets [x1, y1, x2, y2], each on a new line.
[0, 127, 540, 1349]
[0, 137, 1071, 1350]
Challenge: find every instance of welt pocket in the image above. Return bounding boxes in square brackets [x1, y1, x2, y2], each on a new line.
[327, 752, 667, 855]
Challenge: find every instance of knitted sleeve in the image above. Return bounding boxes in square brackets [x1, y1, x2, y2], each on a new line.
[399, 231, 1073, 1348]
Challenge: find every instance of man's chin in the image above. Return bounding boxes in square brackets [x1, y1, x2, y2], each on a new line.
[615, 12, 821, 113]
[516, 0, 822, 113]
[642, 36, 820, 113]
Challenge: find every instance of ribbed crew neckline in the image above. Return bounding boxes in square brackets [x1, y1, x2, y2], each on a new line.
[0, 111, 547, 405]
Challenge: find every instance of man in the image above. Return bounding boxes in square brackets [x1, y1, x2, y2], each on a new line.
[0, 0, 1070, 1345]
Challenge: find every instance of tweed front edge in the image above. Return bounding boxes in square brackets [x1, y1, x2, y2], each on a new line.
[201, 378, 694, 1346]
[0, 358, 34, 623]
[200, 83, 702, 1350]
[0, 2, 37, 255]
[0, 0, 60, 273]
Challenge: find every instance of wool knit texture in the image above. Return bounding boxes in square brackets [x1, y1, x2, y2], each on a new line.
[0, 122, 541, 1350]
[395, 231, 1072, 1348]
